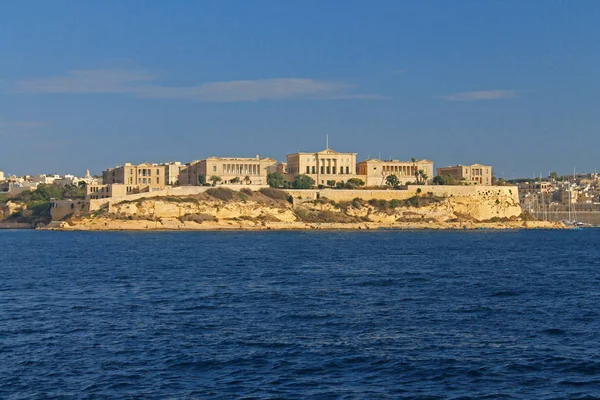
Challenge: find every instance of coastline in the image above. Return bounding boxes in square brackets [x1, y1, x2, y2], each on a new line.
[44, 218, 566, 232]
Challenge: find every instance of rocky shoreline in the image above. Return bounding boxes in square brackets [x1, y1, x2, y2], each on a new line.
[45, 218, 565, 231]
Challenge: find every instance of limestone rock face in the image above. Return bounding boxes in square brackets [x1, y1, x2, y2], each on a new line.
[62, 189, 529, 230]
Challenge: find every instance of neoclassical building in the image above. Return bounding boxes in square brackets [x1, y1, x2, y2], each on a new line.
[286, 148, 360, 186]
[357, 158, 434, 186]
[178, 156, 276, 185]
[437, 163, 492, 185]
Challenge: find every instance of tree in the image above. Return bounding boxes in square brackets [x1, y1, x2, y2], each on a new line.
[347, 178, 365, 187]
[432, 176, 444, 185]
[198, 174, 207, 185]
[243, 175, 251, 185]
[267, 172, 285, 188]
[411, 157, 420, 184]
[293, 174, 315, 189]
[418, 169, 428, 185]
[229, 177, 241, 184]
[550, 172, 558, 181]
[433, 174, 459, 185]
[386, 174, 399, 188]
[326, 180, 336, 187]
[209, 175, 222, 186]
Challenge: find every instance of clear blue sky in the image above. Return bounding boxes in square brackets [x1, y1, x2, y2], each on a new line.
[1, 1, 599, 178]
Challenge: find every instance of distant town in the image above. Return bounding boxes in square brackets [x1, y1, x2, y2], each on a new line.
[1, 147, 599, 225]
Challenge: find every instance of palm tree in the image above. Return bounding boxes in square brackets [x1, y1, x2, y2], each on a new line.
[243, 175, 251, 185]
[418, 169, 428, 185]
[411, 158, 419, 184]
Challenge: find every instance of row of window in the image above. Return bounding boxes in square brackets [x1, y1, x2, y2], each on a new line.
[139, 177, 160, 184]
[129, 168, 161, 176]
[305, 166, 351, 175]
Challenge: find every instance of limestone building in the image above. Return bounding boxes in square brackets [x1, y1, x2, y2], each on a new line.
[437, 163, 492, 185]
[87, 162, 166, 200]
[178, 156, 276, 186]
[161, 161, 184, 185]
[276, 162, 288, 175]
[286, 149, 359, 186]
[102, 162, 166, 189]
[357, 159, 434, 186]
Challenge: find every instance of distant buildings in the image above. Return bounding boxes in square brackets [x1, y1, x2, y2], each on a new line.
[357, 158, 434, 186]
[286, 148, 359, 186]
[0, 171, 4, 182]
[87, 163, 166, 200]
[437, 164, 492, 185]
[162, 161, 184, 186]
[178, 156, 276, 186]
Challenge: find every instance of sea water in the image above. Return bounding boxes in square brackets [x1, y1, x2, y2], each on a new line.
[1, 230, 599, 398]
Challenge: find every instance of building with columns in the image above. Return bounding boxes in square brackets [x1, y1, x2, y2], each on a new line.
[178, 156, 276, 185]
[357, 159, 434, 186]
[286, 148, 359, 186]
[437, 163, 492, 185]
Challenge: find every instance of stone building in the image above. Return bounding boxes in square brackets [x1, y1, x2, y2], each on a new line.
[286, 148, 359, 186]
[102, 162, 166, 189]
[437, 163, 493, 185]
[276, 162, 288, 175]
[161, 161, 184, 185]
[87, 163, 166, 200]
[357, 159, 434, 186]
[178, 156, 276, 186]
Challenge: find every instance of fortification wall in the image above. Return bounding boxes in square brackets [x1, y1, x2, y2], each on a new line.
[286, 185, 519, 203]
[88, 184, 269, 211]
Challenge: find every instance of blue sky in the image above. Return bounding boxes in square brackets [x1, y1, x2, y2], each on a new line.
[1, 1, 599, 178]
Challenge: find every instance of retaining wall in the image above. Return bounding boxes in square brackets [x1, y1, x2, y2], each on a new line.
[286, 185, 519, 203]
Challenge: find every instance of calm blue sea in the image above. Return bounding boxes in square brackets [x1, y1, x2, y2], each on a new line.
[1, 230, 599, 399]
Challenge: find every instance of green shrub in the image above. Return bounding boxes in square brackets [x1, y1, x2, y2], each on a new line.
[389, 199, 402, 209]
[179, 213, 218, 223]
[206, 187, 236, 201]
[259, 187, 289, 201]
[240, 188, 253, 196]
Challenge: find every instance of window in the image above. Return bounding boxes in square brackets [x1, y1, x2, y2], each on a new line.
[157, 169, 160, 175]
[306, 166, 310, 174]
[320, 166, 324, 174]
[346, 166, 349, 174]
[213, 166, 217, 172]
[157, 177, 159, 184]
[312, 166, 315, 174]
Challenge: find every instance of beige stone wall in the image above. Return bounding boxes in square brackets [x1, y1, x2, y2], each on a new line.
[286, 185, 519, 203]
[50, 199, 87, 221]
[87, 184, 270, 211]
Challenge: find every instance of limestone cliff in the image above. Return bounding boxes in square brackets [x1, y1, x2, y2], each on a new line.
[53, 187, 562, 230]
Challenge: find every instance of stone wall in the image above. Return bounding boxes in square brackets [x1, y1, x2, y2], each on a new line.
[88, 184, 269, 211]
[286, 185, 519, 203]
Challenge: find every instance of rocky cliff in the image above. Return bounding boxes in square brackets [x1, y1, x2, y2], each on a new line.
[52, 187, 562, 230]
